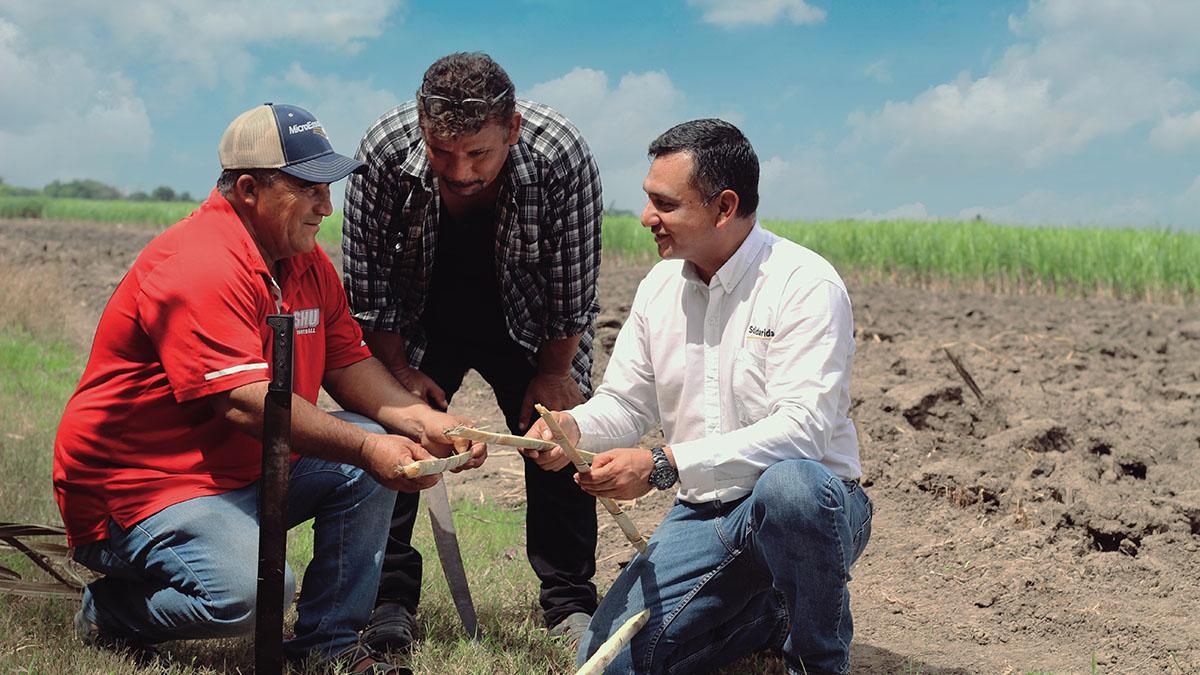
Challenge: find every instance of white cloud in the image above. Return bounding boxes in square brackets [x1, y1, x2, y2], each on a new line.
[0, 0, 403, 195]
[757, 153, 846, 219]
[855, 203, 930, 222]
[524, 67, 847, 217]
[266, 62, 403, 207]
[1164, 175, 1200, 228]
[688, 0, 826, 27]
[0, 18, 152, 189]
[0, 0, 400, 90]
[862, 58, 893, 84]
[959, 189, 1161, 227]
[848, 0, 1200, 169]
[524, 68, 688, 211]
[1149, 109, 1200, 151]
[266, 62, 400, 155]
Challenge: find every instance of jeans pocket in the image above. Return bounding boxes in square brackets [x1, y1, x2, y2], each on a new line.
[849, 488, 873, 562]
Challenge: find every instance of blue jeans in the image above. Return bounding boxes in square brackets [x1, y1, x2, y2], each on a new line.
[73, 434, 393, 661]
[576, 459, 873, 675]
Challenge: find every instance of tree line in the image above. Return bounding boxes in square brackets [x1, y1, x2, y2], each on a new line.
[0, 177, 194, 203]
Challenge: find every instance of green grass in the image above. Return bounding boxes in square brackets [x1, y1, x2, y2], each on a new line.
[601, 214, 657, 264]
[601, 215, 1200, 303]
[0, 196, 201, 226]
[0, 195, 49, 218]
[0, 334, 79, 526]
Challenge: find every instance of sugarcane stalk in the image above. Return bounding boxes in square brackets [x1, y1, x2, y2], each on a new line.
[444, 425, 596, 462]
[575, 609, 651, 675]
[534, 404, 648, 555]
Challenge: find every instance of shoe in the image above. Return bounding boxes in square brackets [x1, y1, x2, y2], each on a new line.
[548, 611, 592, 650]
[360, 602, 417, 654]
[328, 642, 412, 674]
[74, 610, 167, 668]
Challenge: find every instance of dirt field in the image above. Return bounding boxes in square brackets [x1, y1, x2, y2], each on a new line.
[3, 217, 1198, 674]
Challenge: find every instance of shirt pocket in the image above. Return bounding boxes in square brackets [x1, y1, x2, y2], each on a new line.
[731, 347, 769, 424]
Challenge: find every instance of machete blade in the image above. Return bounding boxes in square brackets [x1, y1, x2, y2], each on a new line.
[427, 479, 480, 641]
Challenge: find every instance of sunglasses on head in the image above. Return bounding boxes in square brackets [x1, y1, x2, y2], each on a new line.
[418, 88, 509, 121]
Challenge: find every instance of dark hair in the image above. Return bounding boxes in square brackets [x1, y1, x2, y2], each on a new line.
[417, 52, 517, 139]
[647, 119, 759, 217]
[216, 168, 280, 197]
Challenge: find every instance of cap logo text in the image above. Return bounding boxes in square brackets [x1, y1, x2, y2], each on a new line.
[288, 121, 324, 135]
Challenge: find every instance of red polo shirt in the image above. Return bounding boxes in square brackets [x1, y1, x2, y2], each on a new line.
[53, 189, 372, 546]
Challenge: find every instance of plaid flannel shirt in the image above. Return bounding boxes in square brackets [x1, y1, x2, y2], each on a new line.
[343, 99, 603, 394]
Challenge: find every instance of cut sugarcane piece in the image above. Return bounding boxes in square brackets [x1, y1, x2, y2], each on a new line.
[444, 425, 596, 462]
[534, 404, 648, 554]
[396, 451, 473, 478]
[575, 609, 651, 675]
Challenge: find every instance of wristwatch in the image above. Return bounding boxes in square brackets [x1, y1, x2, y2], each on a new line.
[648, 446, 678, 490]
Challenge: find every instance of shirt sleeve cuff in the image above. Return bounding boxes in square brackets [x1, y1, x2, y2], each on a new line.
[352, 305, 407, 334]
[669, 437, 720, 496]
[544, 312, 598, 340]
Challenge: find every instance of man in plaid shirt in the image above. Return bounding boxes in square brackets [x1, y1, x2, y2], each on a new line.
[343, 52, 603, 650]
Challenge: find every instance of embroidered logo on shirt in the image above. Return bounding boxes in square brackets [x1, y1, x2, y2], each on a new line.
[295, 308, 320, 335]
[747, 324, 775, 340]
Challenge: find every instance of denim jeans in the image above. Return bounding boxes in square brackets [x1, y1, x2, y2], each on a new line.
[576, 459, 873, 675]
[73, 429, 394, 662]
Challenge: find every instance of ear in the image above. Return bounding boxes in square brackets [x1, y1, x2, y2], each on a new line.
[711, 189, 740, 230]
[506, 111, 522, 146]
[234, 174, 260, 207]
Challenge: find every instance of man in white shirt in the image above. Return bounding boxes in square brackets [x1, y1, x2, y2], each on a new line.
[526, 119, 873, 675]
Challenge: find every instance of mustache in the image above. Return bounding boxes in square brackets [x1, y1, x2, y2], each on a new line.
[445, 179, 485, 190]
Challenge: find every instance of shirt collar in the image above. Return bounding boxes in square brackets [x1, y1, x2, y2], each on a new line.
[208, 188, 269, 277]
[398, 139, 436, 190]
[682, 221, 767, 293]
[206, 187, 317, 293]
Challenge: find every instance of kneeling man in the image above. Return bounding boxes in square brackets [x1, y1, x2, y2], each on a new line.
[53, 102, 484, 674]
[528, 119, 872, 675]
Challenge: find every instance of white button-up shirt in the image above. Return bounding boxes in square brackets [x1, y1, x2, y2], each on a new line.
[573, 223, 860, 504]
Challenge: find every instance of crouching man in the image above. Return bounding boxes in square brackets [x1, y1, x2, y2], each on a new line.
[53, 103, 484, 674]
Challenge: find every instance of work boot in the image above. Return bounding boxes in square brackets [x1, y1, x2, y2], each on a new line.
[74, 610, 167, 668]
[548, 611, 592, 651]
[360, 602, 417, 654]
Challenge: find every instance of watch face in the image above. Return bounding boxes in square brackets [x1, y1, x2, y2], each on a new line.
[648, 446, 676, 489]
[650, 466, 676, 490]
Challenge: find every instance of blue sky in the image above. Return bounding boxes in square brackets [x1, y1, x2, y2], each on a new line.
[3, 0, 1200, 229]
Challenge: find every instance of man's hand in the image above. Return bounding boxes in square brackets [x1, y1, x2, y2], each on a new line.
[359, 434, 442, 492]
[575, 448, 655, 500]
[390, 365, 449, 411]
[518, 373, 585, 432]
[522, 409, 580, 472]
[416, 409, 487, 472]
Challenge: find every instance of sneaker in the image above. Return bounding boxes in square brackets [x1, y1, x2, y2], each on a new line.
[548, 611, 592, 650]
[74, 610, 167, 668]
[360, 602, 417, 654]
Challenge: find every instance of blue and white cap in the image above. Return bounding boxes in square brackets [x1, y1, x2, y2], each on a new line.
[217, 103, 365, 182]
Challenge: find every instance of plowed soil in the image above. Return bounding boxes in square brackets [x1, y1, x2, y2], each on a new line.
[3, 218, 1197, 674]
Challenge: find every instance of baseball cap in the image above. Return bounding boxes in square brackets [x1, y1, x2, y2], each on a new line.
[217, 103, 365, 182]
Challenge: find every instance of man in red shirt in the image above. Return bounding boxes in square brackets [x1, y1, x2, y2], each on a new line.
[52, 103, 483, 675]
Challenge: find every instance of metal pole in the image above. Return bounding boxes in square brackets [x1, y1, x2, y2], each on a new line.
[256, 314, 293, 675]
